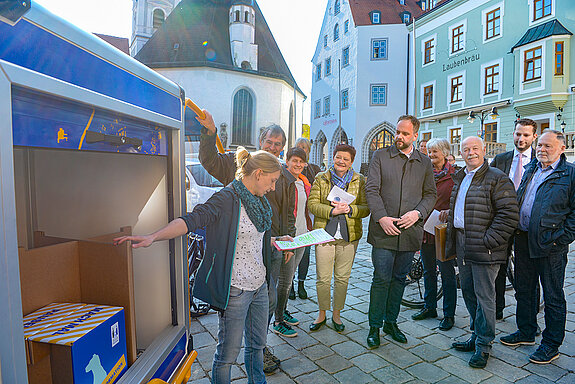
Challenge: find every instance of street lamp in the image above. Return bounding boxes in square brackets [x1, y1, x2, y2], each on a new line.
[561, 121, 567, 132]
[467, 107, 499, 139]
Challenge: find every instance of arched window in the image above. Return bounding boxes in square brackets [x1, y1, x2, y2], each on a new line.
[334, 0, 340, 15]
[369, 129, 393, 160]
[235, 10, 240, 22]
[334, 23, 340, 41]
[153, 9, 165, 29]
[245, 11, 250, 23]
[232, 89, 254, 146]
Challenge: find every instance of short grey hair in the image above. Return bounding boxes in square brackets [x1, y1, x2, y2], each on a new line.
[541, 129, 566, 145]
[461, 136, 485, 148]
[295, 137, 311, 153]
[427, 138, 451, 157]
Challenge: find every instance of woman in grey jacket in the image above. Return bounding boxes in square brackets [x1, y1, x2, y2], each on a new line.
[115, 148, 292, 384]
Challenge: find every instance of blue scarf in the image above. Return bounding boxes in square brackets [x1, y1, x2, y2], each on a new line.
[232, 179, 272, 232]
[330, 167, 353, 190]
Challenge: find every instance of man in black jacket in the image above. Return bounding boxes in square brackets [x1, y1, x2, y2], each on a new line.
[196, 110, 295, 373]
[365, 115, 437, 348]
[500, 130, 575, 364]
[490, 119, 537, 319]
[447, 136, 519, 369]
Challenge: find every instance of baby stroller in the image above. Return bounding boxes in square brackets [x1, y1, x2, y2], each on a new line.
[188, 233, 211, 318]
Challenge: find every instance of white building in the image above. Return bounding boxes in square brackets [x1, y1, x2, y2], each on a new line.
[310, 0, 423, 171]
[132, 0, 305, 152]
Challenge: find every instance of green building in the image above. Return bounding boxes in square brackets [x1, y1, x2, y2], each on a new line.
[410, 0, 574, 159]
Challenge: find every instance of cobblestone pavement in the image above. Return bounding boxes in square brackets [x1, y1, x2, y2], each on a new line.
[188, 220, 575, 383]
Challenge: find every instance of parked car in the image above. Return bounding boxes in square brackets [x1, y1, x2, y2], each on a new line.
[185, 159, 223, 212]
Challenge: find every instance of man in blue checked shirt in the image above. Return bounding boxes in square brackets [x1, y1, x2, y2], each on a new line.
[500, 130, 575, 365]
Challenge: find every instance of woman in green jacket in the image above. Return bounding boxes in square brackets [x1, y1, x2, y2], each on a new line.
[307, 144, 370, 332]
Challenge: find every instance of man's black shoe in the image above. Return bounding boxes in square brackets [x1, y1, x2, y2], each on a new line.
[452, 337, 476, 352]
[411, 307, 438, 320]
[367, 327, 380, 349]
[383, 322, 407, 343]
[439, 317, 454, 331]
[469, 351, 489, 368]
[500, 331, 535, 346]
[297, 281, 308, 299]
[289, 285, 296, 300]
[529, 344, 559, 364]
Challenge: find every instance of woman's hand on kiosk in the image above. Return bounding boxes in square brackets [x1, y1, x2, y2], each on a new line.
[195, 109, 217, 135]
[114, 235, 154, 249]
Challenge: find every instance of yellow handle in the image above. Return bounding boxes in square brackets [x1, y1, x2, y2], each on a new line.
[169, 350, 197, 384]
[185, 99, 224, 154]
[185, 99, 205, 120]
[145, 350, 197, 384]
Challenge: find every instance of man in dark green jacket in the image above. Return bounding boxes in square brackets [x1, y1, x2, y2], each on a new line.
[365, 115, 437, 348]
[196, 110, 295, 373]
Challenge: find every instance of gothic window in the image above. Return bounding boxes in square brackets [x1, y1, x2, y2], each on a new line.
[153, 9, 165, 29]
[232, 89, 254, 146]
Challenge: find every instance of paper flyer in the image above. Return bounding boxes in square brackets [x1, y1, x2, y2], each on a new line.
[423, 209, 442, 234]
[274, 229, 335, 251]
[327, 186, 356, 205]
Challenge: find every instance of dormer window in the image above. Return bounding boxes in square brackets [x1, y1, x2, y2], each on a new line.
[153, 9, 165, 29]
[401, 11, 411, 24]
[372, 11, 381, 24]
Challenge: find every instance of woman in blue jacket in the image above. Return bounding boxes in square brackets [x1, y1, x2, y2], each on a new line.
[115, 147, 291, 384]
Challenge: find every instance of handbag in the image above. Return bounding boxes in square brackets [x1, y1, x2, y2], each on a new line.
[434, 223, 454, 262]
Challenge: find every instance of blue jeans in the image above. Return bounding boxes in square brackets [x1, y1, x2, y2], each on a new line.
[368, 247, 415, 327]
[420, 243, 457, 317]
[297, 246, 311, 281]
[275, 246, 305, 321]
[514, 231, 567, 350]
[212, 283, 268, 384]
[267, 249, 283, 324]
[456, 230, 498, 354]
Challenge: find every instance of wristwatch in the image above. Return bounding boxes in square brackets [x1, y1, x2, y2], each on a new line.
[416, 210, 423, 220]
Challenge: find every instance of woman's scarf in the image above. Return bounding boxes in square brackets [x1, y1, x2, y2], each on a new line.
[232, 179, 272, 232]
[434, 161, 450, 183]
[330, 167, 353, 190]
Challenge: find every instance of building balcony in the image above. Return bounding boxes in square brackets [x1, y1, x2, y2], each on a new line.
[451, 141, 506, 159]
[564, 132, 575, 158]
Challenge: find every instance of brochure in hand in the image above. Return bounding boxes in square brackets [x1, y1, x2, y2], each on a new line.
[274, 229, 335, 251]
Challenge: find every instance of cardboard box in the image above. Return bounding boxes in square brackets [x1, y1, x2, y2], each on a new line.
[24, 303, 128, 384]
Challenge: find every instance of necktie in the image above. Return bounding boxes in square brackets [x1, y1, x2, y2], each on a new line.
[513, 154, 523, 190]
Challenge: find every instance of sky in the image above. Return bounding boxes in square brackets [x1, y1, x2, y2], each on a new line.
[34, 0, 328, 125]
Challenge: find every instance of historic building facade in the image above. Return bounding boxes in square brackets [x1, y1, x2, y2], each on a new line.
[411, 0, 574, 158]
[310, 0, 423, 171]
[132, 0, 305, 152]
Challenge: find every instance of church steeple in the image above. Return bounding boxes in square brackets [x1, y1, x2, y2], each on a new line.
[229, 0, 258, 70]
[130, 0, 181, 57]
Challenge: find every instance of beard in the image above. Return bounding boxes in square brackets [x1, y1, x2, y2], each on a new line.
[395, 139, 410, 151]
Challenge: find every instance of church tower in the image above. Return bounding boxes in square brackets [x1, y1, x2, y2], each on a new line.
[131, 0, 181, 57]
[229, 0, 258, 70]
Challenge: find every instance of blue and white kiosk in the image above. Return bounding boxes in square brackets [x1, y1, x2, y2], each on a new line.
[0, 1, 196, 383]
